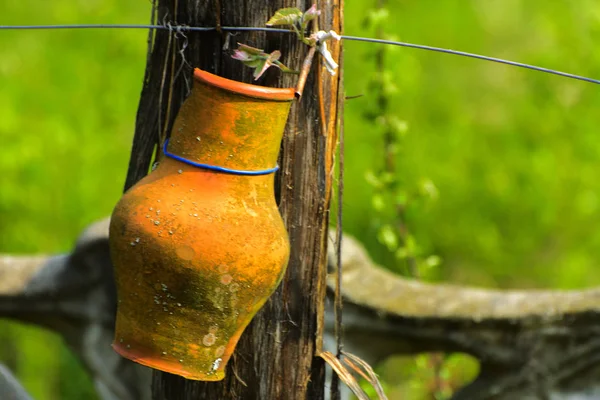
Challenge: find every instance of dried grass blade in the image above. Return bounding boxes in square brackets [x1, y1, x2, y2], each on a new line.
[343, 351, 388, 400]
[342, 357, 370, 382]
[319, 351, 370, 400]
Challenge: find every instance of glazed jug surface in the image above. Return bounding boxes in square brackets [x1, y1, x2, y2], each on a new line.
[109, 69, 294, 380]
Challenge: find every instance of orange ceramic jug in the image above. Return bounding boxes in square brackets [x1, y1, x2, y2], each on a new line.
[109, 69, 294, 380]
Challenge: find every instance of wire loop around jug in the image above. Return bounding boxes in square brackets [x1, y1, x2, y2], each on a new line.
[162, 139, 280, 176]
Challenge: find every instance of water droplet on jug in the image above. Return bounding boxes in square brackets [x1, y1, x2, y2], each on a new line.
[196, 136, 201, 141]
[202, 333, 216, 347]
[176, 246, 195, 260]
[178, 169, 183, 174]
[154, 220, 160, 226]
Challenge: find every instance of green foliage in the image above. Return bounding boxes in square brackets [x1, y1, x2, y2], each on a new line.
[0, 1, 148, 398]
[2, 1, 600, 399]
[360, 0, 442, 280]
[231, 44, 296, 80]
[363, 353, 480, 399]
[265, 4, 321, 45]
[342, 0, 600, 290]
[236, 5, 340, 77]
[266, 7, 304, 27]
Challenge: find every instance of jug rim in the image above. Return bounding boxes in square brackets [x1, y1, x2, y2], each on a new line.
[194, 68, 296, 101]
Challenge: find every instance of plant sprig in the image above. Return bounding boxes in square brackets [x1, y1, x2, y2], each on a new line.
[231, 4, 340, 80]
[266, 4, 320, 45]
[231, 44, 298, 80]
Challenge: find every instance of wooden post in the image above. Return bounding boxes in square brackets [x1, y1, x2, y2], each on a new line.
[123, 1, 343, 399]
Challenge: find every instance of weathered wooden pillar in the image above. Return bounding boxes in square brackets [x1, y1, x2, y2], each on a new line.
[123, 1, 343, 399]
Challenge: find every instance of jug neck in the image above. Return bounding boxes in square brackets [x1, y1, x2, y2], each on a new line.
[166, 70, 294, 173]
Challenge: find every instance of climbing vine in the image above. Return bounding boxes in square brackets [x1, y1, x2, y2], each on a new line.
[362, 4, 440, 279]
[360, 2, 464, 399]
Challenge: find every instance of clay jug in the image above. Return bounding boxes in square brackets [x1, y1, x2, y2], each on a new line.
[109, 68, 294, 381]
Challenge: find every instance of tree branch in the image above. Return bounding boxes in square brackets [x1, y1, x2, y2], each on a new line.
[0, 255, 51, 295]
[4, 222, 600, 399]
[0, 219, 151, 400]
[329, 234, 600, 321]
[327, 234, 600, 399]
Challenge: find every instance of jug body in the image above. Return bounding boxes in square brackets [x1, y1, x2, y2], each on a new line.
[109, 69, 294, 380]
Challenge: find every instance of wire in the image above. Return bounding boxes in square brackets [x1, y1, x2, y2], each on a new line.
[342, 35, 600, 86]
[162, 139, 279, 176]
[0, 23, 599, 85]
[0, 24, 291, 33]
[0, 24, 159, 30]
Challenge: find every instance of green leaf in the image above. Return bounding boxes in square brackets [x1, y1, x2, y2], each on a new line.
[377, 225, 398, 251]
[272, 60, 299, 74]
[388, 116, 409, 138]
[232, 45, 295, 80]
[365, 8, 390, 28]
[267, 50, 281, 62]
[252, 51, 279, 80]
[379, 172, 396, 185]
[266, 8, 303, 26]
[419, 179, 439, 201]
[364, 170, 382, 189]
[371, 194, 385, 211]
[405, 234, 417, 253]
[235, 43, 265, 56]
[423, 255, 442, 269]
[395, 247, 408, 260]
[395, 190, 409, 207]
[251, 59, 269, 79]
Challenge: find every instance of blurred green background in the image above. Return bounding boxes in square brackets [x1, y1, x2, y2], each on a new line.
[1, 1, 599, 398]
